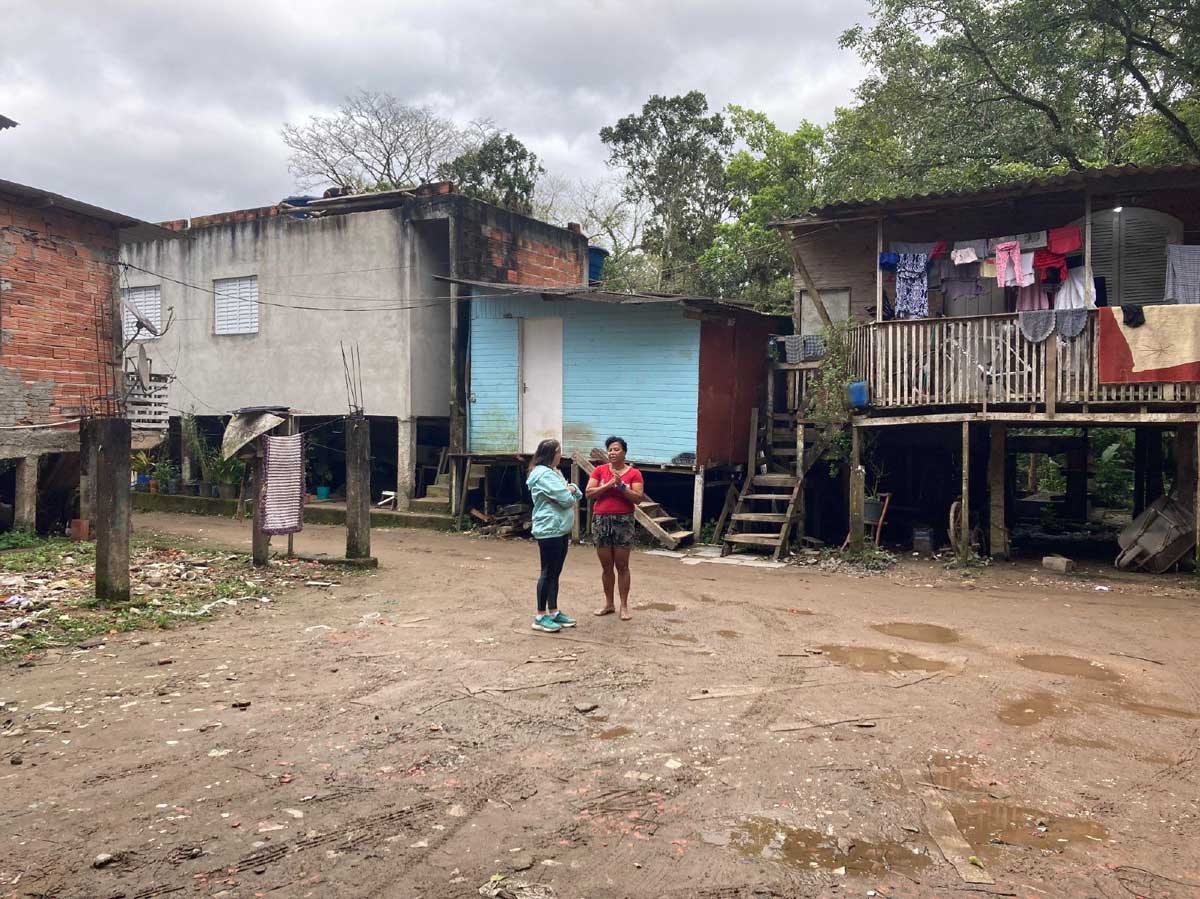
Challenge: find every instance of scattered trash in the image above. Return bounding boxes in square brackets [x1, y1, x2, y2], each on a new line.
[1042, 555, 1075, 574]
[511, 854, 534, 871]
[1094, 585, 1111, 592]
[92, 853, 116, 869]
[478, 876, 556, 898]
[232, 701, 251, 710]
[573, 702, 599, 714]
[664, 758, 683, 770]
[157, 657, 173, 666]
[10, 754, 21, 765]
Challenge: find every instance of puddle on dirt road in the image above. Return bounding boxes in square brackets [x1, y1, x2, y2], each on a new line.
[640, 602, 678, 612]
[950, 801, 1107, 857]
[925, 753, 984, 792]
[712, 817, 931, 876]
[716, 629, 739, 639]
[871, 622, 960, 644]
[1110, 697, 1200, 720]
[1017, 654, 1120, 682]
[597, 725, 634, 741]
[818, 645, 948, 674]
[997, 692, 1061, 726]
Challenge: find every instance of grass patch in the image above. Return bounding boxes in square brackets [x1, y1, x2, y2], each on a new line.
[0, 529, 42, 551]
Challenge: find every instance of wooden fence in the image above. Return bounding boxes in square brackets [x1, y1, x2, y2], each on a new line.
[775, 310, 1200, 413]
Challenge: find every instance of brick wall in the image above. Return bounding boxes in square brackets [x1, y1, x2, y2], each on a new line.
[451, 199, 587, 288]
[0, 191, 118, 442]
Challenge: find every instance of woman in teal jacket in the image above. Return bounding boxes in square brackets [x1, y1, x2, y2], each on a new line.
[525, 438, 581, 633]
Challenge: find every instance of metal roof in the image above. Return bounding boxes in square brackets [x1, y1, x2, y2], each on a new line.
[0, 178, 177, 242]
[435, 276, 780, 317]
[774, 164, 1200, 226]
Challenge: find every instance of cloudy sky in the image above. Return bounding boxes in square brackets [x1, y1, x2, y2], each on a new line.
[1, 0, 871, 223]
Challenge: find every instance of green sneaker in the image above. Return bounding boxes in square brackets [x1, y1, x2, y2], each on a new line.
[551, 610, 576, 628]
[532, 614, 561, 633]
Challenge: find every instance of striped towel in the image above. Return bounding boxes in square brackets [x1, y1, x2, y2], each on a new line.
[259, 434, 305, 535]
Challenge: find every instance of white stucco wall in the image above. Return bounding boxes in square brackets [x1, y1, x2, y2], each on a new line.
[120, 208, 450, 421]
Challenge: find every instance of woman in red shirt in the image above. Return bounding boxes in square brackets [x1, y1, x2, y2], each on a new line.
[586, 436, 644, 620]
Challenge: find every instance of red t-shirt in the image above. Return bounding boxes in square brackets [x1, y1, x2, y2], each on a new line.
[591, 463, 644, 515]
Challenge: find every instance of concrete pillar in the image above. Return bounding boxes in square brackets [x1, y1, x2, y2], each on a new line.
[79, 419, 96, 527]
[692, 466, 705, 535]
[988, 424, 1009, 559]
[94, 419, 131, 602]
[346, 415, 371, 559]
[395, 417, 416, 510]
[14, 455, 38, 532]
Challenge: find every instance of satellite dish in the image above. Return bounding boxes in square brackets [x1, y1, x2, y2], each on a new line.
[122, 295, 160, 337]
[136, 344, 151, 391]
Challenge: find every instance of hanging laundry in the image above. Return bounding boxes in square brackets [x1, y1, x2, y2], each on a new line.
[980, 257, 997, 278]
[1098, 305, 1200, 383]
[1016, 283, 1050, 312]
[953, 239, 989, 260]
[1019, 310, 1056, 343]
[930, 240, 948, 260]
[1047, 224, 1082, 255]
[1056, 308, 1088, 339]
[879, 251, 899, 271]
[989, 230, 1047, 252]
[890, 241, 939, 255]
[1066, 254, 1085, 270]
[1122, 304, 1146, 327]
[951, 247, 978, 265]
[1033, 249, 1067, 283]
[994, 241, 1028, 287]
[894, 252, 929, 319]
[1165, 245, 1200, 304]
[1055, 268, 1093, 310]
[259, 434, 305, 536]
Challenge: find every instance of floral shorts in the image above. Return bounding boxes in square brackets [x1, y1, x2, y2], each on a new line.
[593, 513, 635, 547]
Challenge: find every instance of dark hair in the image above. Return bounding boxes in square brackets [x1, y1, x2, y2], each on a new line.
[529, 438, 561, 472]
[605, 436, 628, 452]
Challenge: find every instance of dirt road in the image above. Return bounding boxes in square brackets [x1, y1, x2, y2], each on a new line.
[4, 512, 1200, 898]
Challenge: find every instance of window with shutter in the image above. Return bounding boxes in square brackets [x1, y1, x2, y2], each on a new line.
[1074, 208, 1182, 306]
[213, 276, 260, 335]
[121, 285, 162, 340]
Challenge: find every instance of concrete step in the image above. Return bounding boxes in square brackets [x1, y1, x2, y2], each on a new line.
[410, 496, 451, 514]
[424, 483, 450, 498]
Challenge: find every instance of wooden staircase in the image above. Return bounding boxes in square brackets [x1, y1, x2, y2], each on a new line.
[572, 451, 693, 550]
[719, 415, 835, 561]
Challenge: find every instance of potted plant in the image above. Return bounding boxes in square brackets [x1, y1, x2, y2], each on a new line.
[306, 443, 334, 501]
[131, 451, 153, 491]
[182, 413, 215, 498]
[153, 460, 179, 495]
[211, 454, 244, 501]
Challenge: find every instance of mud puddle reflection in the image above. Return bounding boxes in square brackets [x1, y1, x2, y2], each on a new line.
[997, 692, 1062, 726]
[1018, 654, 1119, 682]
[872, 622, 960, 644]
[950, 801, 1107, 857]
[819, 645, 948, 674]
[710, 817, 931, 876]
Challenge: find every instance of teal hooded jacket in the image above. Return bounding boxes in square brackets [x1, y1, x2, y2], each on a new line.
[526, 465, 579, 539]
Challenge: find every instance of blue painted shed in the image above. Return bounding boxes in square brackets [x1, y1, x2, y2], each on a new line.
[455, 282, 780, 469]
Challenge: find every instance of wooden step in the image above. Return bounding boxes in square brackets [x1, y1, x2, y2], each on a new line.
[651, 516, 677, 525]
[732, 512, 788, 523]
[724, 533, 783, 546]
[753, 474, 797, 487]
[741, 493, 793, 501]
[668, 530, 693, 543]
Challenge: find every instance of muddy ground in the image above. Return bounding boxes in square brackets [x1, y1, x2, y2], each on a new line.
[3, 512, 1200, 899]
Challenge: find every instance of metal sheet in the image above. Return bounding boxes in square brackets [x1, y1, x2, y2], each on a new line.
[221, 412, 284, 460]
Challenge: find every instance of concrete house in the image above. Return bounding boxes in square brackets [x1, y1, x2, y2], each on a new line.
[1, 179, 170, 532]
[119, 184, 588, 506]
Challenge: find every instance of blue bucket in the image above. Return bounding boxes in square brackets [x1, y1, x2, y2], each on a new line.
[847, 380, 869, 409]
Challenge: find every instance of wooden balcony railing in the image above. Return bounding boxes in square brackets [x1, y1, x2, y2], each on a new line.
[125, 371, 171, 430]
[774, 310, 1200, 414]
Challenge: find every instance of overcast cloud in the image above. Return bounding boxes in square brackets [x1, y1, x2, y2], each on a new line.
[1, 0, 870, 222]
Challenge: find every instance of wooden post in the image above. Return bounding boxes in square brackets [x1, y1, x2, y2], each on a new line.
[988, 424, 1009, 559]
[1045, 335, 1057, 418]
[1084, 192, 1095, 307]
[1194, 423, 1199, 568]
[746, 407, 759, 474]
[448, 211, 466, 454]
[848, 425, 864, 549]
[1134, 428, 1148, 516]
[251, 447, 270, 567]
[345, 414, 372, 559]
[570, 460, 581, 544]
[94, 418, 131, 601]
[1147, 430, 1164, 507]
[786, 235, 834, 333]
[875, 217, 884, 323]
[960, 421, 971, 561]
[691, 466, 705, 535]
[79, 418, 96, 530]
[794, 421, 806, 543]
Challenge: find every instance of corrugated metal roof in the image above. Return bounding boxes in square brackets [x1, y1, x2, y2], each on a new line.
[0, 178, 177, 242]
[774, 163, 1200, 225]
[435, 276, 780, 317]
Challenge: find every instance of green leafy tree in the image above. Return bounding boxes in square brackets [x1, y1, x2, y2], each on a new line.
[437, 132, 545, 215]
[600, 92, 734, 293]
[698, 107, 825, 308]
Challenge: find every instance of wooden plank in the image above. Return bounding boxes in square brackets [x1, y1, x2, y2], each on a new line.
[746, 407, 759, 474]
[960, 422, 970, 561]
[988, 424, 1008, 560]
[875, 217, 884, 323]
[786, 241, 834, 331]
[848, 425, 864, 549]
[1045, 333, 1057, 418]
[712, 482, 738, 543]
[724, 533, 783, 546]
[692, 466, 705, 535]
[753, 474, 797, 487]
[732, 512, 789, 523]
[902, 768, 995, 885]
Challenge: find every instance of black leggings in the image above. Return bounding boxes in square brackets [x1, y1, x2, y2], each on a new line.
[536, 535, 570, 613]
